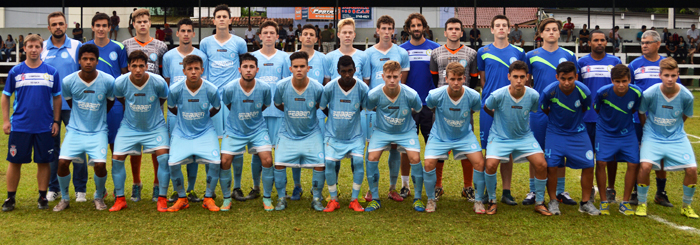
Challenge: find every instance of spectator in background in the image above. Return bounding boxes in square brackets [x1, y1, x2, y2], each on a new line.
[279, 24, 288, 50]
[320, 24, 333, 53]
[579, 24, 590, 52]
[594, 25, 600, 30]
[286, 24, 295, 52]
[636, 25, 647, 42]
[650, 26, 656, 31]
[17, 35, 24, 55]
[534, 32, 543, 48]
[608, 26, 621, 52]
[677, 36, 689, 62]
[3, 35, 16, 61]
[461, 25, 468, 42]
[72, 23, 83, 42]
[228, 25, 235, 35]
[294, 24, 302, 42]
[163, 23, 173, 48]
[110, 11, 120, 40]
[128, 8, 137, 37]
[155, 26, 165, 41]
[0, 35, 5, 61]
[424, 28, 434, 41]
[315, 25, 321, 50]
[509, 24, 524, 47]
[689, 41, 696, 64]
[665, 34, 678, 58]
[374, 29, 380, 44]
[687, 24, 699, 46]
[401, 25, 409, 43]
[662, 28, 672, 43]
[244, 24, 260, 49]
[561, 17, 574, 42]
[469, 25, 481, 49]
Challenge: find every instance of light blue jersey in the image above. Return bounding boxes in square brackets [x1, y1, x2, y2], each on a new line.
[199, 35, 248, 88]
[162, 48, 208, 85]
[539, 81, 592, 135]
[62, 71, 115, 134]
[114, 72, 169, 132]
[594, 84, 642, 137]
[365, 44, 410, 89]
[252, 50, 290, 118]
[297, 50, 328, 84]
[367, 84, 422, 134]
[167, 80, 220, 139]
[485, 86, 540, 139]
[638, 83, 694, 141]
[221, 79, 271, 136]
[273, 77, 324, 139]
[425, 86, 481, 142]
[42, 36, 82, 111]
[319, 78, 369, 140]
[577, 54, 622, 122]
[324, 49, 370, 80]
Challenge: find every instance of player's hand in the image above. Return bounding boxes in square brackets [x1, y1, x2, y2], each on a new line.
[2, 121, 10, 135]
[51, 122, 59, 137]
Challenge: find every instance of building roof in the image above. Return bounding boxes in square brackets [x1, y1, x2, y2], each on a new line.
[456, 7, 538, 28]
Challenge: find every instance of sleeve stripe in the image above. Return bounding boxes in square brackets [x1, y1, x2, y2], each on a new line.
[430, 71, 439, 75]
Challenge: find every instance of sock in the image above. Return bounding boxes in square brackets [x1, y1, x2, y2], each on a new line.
[335, 160, 341, 180]
[58, 174, 71, 200]
[485, 172, 498, 201]
[366, 161, 380, 199]
[656, 178, 667, 195]
[351, 156, 364, 200]
[156, 154, 170, 196]
[232, 155, 243, 189]
[436, 161, 444, 187]
[220, 168, 232, 199]
[185, 161, 198, 192]
[274, 168, 287, 199]
[637, 184, 649, 204]
[292, 167, 302, 187]
[262, 166, 274, 198]
[251, 154, 262, 188]
[535, 178, 547, 203]
[423, 168, 437, 200]
[473, 169, 485, 202]
[325, 160, 338, 199]
[39, 190, 47, 199]
[112, 159, 126, 197]
[7, 191, 16, 199]
[580, 201, 588, 206]
[170, 165, 186, 198]
[94, 173, 107, 200]
[401, 175, 410, 188]
[312, 169, 325, 199]
[683, 185, 696, 206]
[205, 164, 221, 198]
[556, 177, 566, 195]
[388, 149, 400, 188]
[529, 178, 536, 193]
[410, 162, 424, 199]
[503, 189, 512, 197]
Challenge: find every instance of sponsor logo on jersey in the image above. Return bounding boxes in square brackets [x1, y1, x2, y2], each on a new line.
[295, 98, 306, 101]
[332, 111, 355, 120]
[211, 60, 234, 68]
[443, 117, 465, 128]
[77, 101, 101, 111]
[238, 111, 260, 120]
[662, 105, 674, 109]
[379, 58, 389, 61]
[129, 103, 152, 112]
[449, 108, 461, 111]
[388, 106, 399, 110]
[242, 99, 254, 103]
[651, 115, 677, 126]
[511, 105, 523, 109]
[83, 90, 95, 93]
[134, 93, 146, 96]
[188, 99, 200, 102]
[288, 110, 311, 118]
[182, 112, 206, 120]
[383, 115, 405, 125]
[340, 99, 351, 103]
[216, 49, 228, 52]
[264, 63, 274, 66]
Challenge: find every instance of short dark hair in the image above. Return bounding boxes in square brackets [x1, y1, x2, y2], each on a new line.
[337, 55, 355, 69]
[509, 60, 528, 74]
[642, 25, 647, 29]
[239, 53, 258, 67]
[47, 11, 66, 25]
[182, 55, 203, 69]
[491, 15, 510, 28]
[78, 44, 100, 60]
[444, 17, 462, 31]
[610, 64, 630, 80]
[302, 24, 316, 34]
[556, 61, 577, 75]
[177, 18, 193, 30]
[590, 30, 606, 38]
[128, 50, 149, 65]
[214, 4, 231, 18]
[260, 20, 279, 34]
[290, 51, 309, 64]
[376, 15, 395, 29]
[92, 13, 111, 26]
[538, 18, 562, 33]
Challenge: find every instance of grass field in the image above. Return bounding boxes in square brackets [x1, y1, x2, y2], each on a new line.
[2, 92, 700, 244]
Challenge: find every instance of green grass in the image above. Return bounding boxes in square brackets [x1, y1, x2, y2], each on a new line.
[2, 93, 700, 243]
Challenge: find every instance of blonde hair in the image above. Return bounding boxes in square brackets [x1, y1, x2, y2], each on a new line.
[382, 60, 401, 73]
[446, 62, 465, 78]
[24, 34, 44, 47]
[338, 18, 356, 31]
[132, 8, 150, 20]
[659, 57, 678, 71]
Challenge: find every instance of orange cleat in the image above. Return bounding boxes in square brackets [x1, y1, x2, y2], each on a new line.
[109, 197, 127, 212]
[157, 196, 168, 212]
[348, 199, 365, 212]
[202, 198, 220, 212]
[167, 198, 189, 212]
[323, 199, 340, 212]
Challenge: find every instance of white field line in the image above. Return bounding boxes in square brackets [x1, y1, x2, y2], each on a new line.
[648, 215, 700, 235]
[688, 134, 700, 143]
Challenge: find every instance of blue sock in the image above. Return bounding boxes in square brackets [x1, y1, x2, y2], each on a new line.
[170, 165, 186, 198]
[656, 178, 667, 195]
[292, 167, 301, 187]
[325, 160, 338, 199]
[410, 162, 424, 199]
[274, 168, 287, 199]
[156, 154, 170, 196]
[637, 184, 649, 204]
[251, 155, 262, 188]
[312, 169, 325, 199]
[220, 168, 232, 199]
[529, 178, 535, 193]
[683, 185, 696, 205]
[335, 159, 341, 179]
[112, 159, 126, 197]
[423, 168, 437, 200]
[485, 172, 498, 201]
[535, 178, 547, 203]
[94, 173, 107, 199]
[262, 166, 274, 198]
[185, 161, 198, 192]
[367, 161, 380, 199]
[388, 149, 400, 188]
[232, 155, 243, 189]
[351, 156, 364, 200]
[58, 173, 71, 200]
[205, 164, 221, 198]
[473, 169, 485, 202]
[556, 177, 566, 195]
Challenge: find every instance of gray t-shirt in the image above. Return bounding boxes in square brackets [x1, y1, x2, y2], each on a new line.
[509, 30, 522, 41]
[5, 40, 16, 50]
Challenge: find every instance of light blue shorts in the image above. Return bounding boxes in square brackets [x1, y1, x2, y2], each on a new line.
[486, 134, 543, 163]
[113, 125, 169, 156]
[221, 129, 272, 156]
[167, 110, 177, 135]
[265, 116, 283, 148]
[640, 136, 697, 171]
[169, 129, 221, 166]
[367, 130, 421, 153]
[361, 110, 375, 142]
[59, 130, 108, 166]
[425, 133, 481, 161]
[275, 130, 324, 168]
[595, 133, 640, 163]
[324, 137, 365, 161]
[317, 109, 326, 137]
[212, 102, 228, 138]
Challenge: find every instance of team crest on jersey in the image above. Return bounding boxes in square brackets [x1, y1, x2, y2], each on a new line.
[256, 103, 262, 108]
[558, 58, 567, 64]
[586, 150, 594, 160]
[314, 70, 320, 77]
[602, 92, 608, 98]
[509, 57, 517, 64]
[354, 103, 360, 109]
[621, 128, 628, 135]
[459, 59, 467, 67]
[276, 67, 282, 73]
[607, 65, 614, 72]
[402, 109, 408, 115]
[61, 52, 69, 59]
[409, 139, 416, 145]
[470, 144, 477, 149]
[156, 136, 163, 143]
[101, 148, 107, 155]
[109, 51, 118, 61]
[575, 100, 581, 108]
[463, 111, 469, 118]
[149, 96, 156, 102]
[201, 102, 208, 109]
[9, 145, 16, 157]
[628, 101, 634, 110]
[149, 53, 157, 62]
[43, 73, 52, 81]
[308, 101, 315, 108]
[97, 94, 104, 101]
[675, 111, 681, 116]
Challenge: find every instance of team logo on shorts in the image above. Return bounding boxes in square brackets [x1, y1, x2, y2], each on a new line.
[459, 59, 467, 67]
[101, 148, 107, 154]
[628, 101, 634, 110]
[308, 101, 315, 108]
[201, 103, 208, 109]
[533, 142, 539, 149]
[470, 144, 477, 149]
[97, 94, 104, 101]
[149, 96, 156, 102]
[409, 139, 416, 145]
[61, 52, 69, 59]
[558, 58, 567, 64]
[256, 103, 262, 108]
[149, 53, 157, 62]
[509, 57, 517, 64]
[402, 109, 408, 115]
[575, 100, 581, 108]
[684, 154, 691, 161]
[318, 152, 324, 159]
[109, 51, 118, 61]
[156, 136, 163, 143]
[9, 145, 16, 157]
[264, 135, 269, 141]
[212, 150, 220, 157]
[585, 150, 594, 160]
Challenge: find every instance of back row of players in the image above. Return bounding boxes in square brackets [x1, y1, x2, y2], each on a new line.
[2, 6, 697, 218]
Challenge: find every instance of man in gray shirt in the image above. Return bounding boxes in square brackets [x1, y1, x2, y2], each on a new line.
[509, 24, 524, 47]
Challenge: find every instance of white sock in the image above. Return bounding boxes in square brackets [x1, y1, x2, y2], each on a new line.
[401, 176, 410, 188]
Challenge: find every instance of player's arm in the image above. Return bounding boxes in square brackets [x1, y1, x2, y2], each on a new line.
[1, 93, 11, 135]
[52, 95, 62, 136]
[209, 107, 220, 117]
[165, 78, 170, 87]
[65, 99, 72, 109]
[168, 105, 178, 115]
[638, 112, 646, 127]
[275, 103, 284, 111]
[401, 71, 408, 84]
[117, 98, 126, 112]
[483, 105, 495, 117]
[479, 71, 485, 89]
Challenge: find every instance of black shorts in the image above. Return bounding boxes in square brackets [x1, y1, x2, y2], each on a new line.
[412, 105, 434, 141]
[7, 131, 55, 164]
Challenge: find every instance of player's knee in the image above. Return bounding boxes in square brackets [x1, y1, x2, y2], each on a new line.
[533, 162, 547, 174]
[685, 167, 698, 176]
[274, 165, 285, 170]
[424, 160, 436, 171]
[408, 156, 420, 164]
[94, 163, 108, 176]
[112, 155, 127, 161]
[639, 163, 653, 174]
[325, 160, 336, 170]
[485, 163, 498, 174]
[596, 161, 608, 169]
[58, 159, 71, 168]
